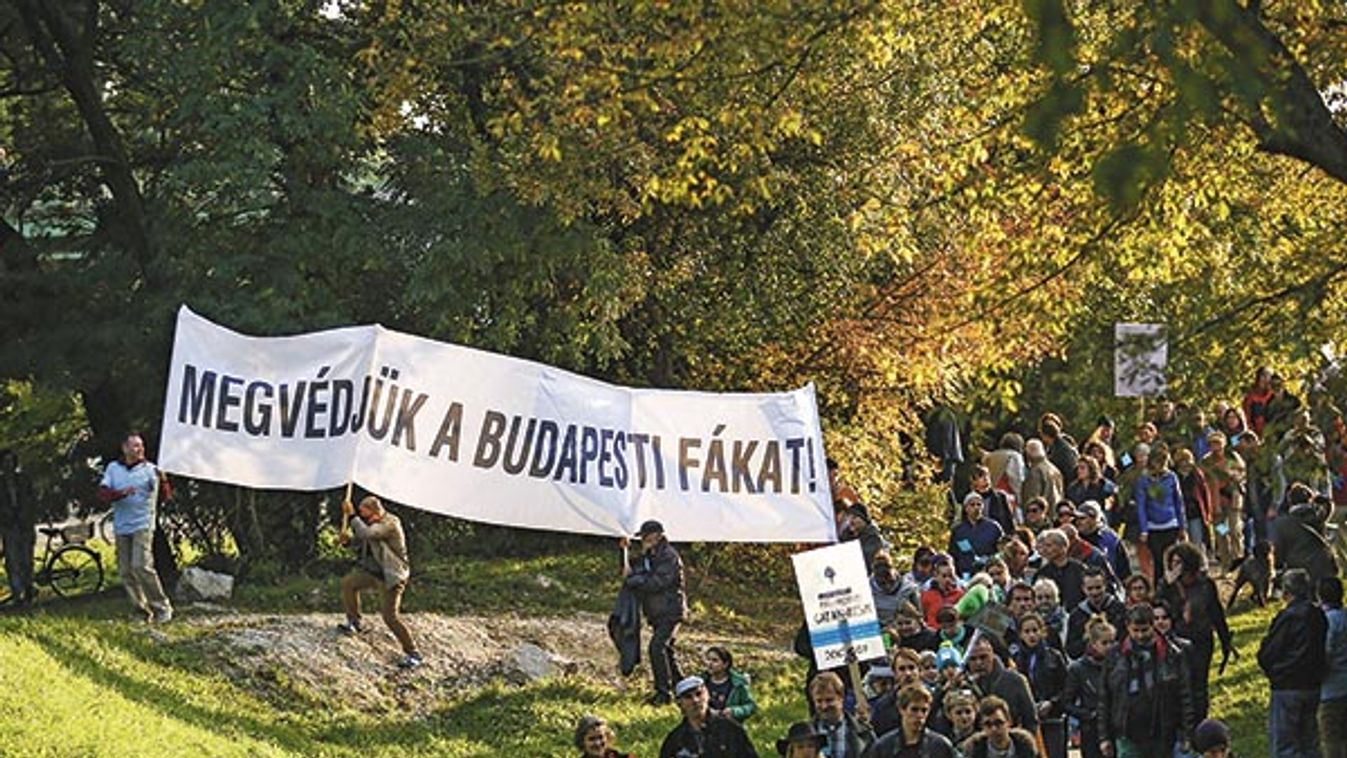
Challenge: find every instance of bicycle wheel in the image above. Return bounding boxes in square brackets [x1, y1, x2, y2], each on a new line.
[48, 546, 104, 598]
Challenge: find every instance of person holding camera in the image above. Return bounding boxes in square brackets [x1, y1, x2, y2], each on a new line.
[337, 495, 422, 669]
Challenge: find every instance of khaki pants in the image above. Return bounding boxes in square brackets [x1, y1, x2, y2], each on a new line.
[1213, 497, 1244, 569]
[340, 569, 417, 655]
[116, 529, 172, 618]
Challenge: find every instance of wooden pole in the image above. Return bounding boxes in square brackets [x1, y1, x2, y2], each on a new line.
[340, 481, 353, 538]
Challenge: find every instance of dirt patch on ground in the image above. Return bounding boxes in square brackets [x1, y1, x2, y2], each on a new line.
[177, 604, 792, 714]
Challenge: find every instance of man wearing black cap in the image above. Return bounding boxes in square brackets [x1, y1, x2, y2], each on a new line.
[660, 675, 759, 758]
[623, 519, 688, 705]
[839, 503, 888, 569]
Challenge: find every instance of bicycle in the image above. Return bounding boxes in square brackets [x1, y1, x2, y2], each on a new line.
[0, 522, 105, 605]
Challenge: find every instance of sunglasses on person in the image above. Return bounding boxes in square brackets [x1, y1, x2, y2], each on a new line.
[982, 719, 1007, 728]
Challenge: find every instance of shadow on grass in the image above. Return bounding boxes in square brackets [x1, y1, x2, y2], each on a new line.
[23, 623, 321, 755]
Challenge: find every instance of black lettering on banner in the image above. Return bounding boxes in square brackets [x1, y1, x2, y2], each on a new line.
[278, 380, 307, 437]
[216, 374, 244, 432]
[179, 364, 216, 426]
[501, 416, 537, 475]
[701, 424, 727, 493]
[730, 439, 758, 494]
[390, 389, 428, 450]
[597, 429, 615, 487]
[474, 410, 507, 467]
[757, 440, 781, 493]
[786, 437, 806, 494]
[678, 437, 700, 491]
[304, 366, 331, 439]
[553, 424, 579, 483]
[329, 379, 354, 437]
[579, 426, 600, 485]
[366, 366, 396, 441]
[612, 431, 628, 489]
[427, 402, 463, 460]
[244, 381, 273, 435]
[529, 419, 559, 478]
[629, 433, 650, 488]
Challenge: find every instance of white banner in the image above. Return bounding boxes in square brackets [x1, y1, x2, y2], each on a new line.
[792, 541, 885, 670]
[159, 306, 835, 542]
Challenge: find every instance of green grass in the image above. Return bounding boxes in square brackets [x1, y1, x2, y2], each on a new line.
[0, 544, 1287, 757]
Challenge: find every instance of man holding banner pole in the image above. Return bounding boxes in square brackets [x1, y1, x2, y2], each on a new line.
[337, 495, 422, 669]
[621, 520, 687, 705]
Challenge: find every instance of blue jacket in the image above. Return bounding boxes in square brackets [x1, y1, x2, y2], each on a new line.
[949, 518, 1003, 577]
[1136, 470, 1184, 533]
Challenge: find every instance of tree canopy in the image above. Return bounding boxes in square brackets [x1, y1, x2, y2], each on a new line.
[3, 0, 1346, 561]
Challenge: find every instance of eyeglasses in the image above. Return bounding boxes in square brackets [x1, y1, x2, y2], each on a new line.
[982, 719, 1007, 728]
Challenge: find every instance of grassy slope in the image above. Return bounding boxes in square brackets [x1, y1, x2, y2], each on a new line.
[0, 550, 1282, 757]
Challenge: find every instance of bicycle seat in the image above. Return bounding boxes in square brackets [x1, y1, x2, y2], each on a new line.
[39, 526, 63, 537]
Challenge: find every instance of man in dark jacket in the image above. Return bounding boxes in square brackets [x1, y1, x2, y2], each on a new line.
[624, 520, 688, 705]
[966, 635, 1039, 734]
[660, 676, 758, 758]
[1258, 568, 1328, 758]
[1098, 603, 1193, 758]
[1271, 501, 1339, 584]
[840, 504, 888, 569]
[1067, 568, 1128, 659]
[861, 684, 956, 758]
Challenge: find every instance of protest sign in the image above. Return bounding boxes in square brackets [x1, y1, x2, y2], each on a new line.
[791, 541, 886, 670]
[159, 306, 835, 542]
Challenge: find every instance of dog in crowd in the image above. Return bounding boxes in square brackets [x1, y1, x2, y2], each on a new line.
[1226, 540, 1275, 609]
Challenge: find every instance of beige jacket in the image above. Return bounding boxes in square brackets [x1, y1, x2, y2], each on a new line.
[351, 512, 411, 587]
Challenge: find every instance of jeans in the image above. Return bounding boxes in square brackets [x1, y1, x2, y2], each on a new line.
[1146, 528, 1182, 583]
[1270, 689, 1322, 758]
[1116, 736, 1169, 758]
[1188, 633, 1214, 723]
[649, 618, 682, 698]
[116, 529, 172, 618]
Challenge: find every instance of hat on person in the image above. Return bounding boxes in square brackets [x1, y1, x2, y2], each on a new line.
[1191, 718, 1231, 751]
[864, 665, 895, 686]
[635, 519, 664, 537]
[963, 491, 984, 506]
[847, 503, 871, 522]
[1078, 501, 1103, 521]
[776, 722, 827, 755]
[674, 675, 705, 698]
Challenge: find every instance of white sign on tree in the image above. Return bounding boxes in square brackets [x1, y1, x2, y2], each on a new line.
[1114, 322, 1168, 398]
[791, 541, 886, 670]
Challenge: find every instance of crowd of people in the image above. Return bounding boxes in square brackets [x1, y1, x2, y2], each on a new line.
[584, 368, 1347, 758]
[4, 374, 1347, 758]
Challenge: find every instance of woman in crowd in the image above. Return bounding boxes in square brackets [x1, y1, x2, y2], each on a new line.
[1011, 612, 1068, 758]
[1135, 443, 1188, 581]
[574, 715, 634, 758]
[1158, 541, 1233, 724]
[1222, 406, 1248, 448]
[701, 646, 758, 722]
[1173, 448, 1213, 549]
[1067, 457, 1116, 511]
[1124, 573, 1153, 607]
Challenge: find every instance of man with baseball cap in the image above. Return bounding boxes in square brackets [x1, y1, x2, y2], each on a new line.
[622, 519, 688, 705]
[659, 675, 759, 757]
